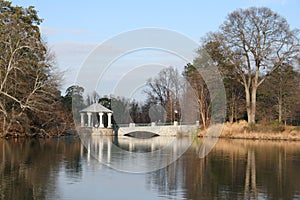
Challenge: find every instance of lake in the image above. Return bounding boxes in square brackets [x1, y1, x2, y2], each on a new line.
[1, 136, 300, 199]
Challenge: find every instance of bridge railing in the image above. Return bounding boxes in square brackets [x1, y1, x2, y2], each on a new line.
[116, 121, 199, 128]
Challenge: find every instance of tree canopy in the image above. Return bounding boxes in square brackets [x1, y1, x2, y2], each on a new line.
[202, 7, 300, 124]
[0, 0, 63, 137]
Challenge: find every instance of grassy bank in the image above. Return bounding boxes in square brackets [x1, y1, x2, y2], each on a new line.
[198, 121, 300, 141]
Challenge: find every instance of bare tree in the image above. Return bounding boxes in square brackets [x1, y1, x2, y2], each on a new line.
[203, 7, 300, 124]
[183, 63, 210, 129]
[259, 64, 300, 124]
[144, 67, 182, 123]
[86, 91, 100, 105]
[0, 1, 62, 136]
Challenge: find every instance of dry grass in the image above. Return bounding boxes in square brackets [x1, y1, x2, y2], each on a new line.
[198, 121, 300, 141]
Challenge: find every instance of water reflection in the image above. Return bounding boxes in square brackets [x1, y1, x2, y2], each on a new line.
[81, 135, 192, 173]
[147, 139, 300, 200]
[1, 137, 300, 199]
[0, 137, 82, 200]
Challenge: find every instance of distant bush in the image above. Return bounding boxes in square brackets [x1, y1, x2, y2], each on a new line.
[243, 123, 258, 132]
[290, 126, 300, 133]
[244, 122, 285, 133]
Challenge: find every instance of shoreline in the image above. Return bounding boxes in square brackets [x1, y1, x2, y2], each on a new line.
[198, 122, 300, 141]
[2, 122, 300, 141]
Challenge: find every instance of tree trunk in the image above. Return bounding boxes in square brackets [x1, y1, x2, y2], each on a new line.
[278, 85, 283, 123]
[250, 86, 257, 124]
[245, 84, 257, 124]
[278, 98, 282, 123]
[245, 87, 252, 123]
[234, 101, 238, 123]
[1, 118, 6, 137]
[229, 98, 234, 123]
[229, 106, 234, 123]
[200, 109, 207, 129]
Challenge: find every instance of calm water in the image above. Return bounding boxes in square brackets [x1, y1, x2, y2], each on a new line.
[1, 136, 300, 200]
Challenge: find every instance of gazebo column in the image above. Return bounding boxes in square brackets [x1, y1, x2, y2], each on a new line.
[87, 112, 92, 127]
[99, 112, 104, 128]
[107, 113, 112, 128]
[80, 113, 85, 127]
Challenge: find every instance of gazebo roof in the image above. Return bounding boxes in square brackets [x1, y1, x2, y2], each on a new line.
[80, 103, 113, 113]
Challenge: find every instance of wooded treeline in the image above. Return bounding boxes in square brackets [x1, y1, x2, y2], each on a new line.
[107, 7, 300, 128]
[0, 1, 74, 137]
[95, 7, 300, 128]
[0, 2, 299, 137]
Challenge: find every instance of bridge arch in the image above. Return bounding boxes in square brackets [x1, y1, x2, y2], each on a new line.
[124, 131, 159, 139]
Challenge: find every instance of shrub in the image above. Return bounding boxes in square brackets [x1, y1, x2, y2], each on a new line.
[243, 122, 285, 133]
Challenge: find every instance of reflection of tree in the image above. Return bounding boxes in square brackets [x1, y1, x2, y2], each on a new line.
[254, 142, 300, 199]
[244, 149, 258, 200]
[146, 160, 183, 197]
[0, 137, 82, 199]
[147, 139, 300, 199]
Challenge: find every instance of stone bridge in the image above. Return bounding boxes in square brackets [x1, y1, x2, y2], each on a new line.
[117, 123, 198, 137]
[79, 122, 199, 137]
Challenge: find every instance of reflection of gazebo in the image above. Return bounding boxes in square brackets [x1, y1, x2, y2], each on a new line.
[80, 103, 113, 128]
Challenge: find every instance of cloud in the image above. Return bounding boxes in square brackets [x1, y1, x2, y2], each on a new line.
[48, 41, 130, 93]
[54, 41, 191, 94]
[47, 28, 197, 96]
[40, 26, 90, 37]
[50, 41, 97, 69]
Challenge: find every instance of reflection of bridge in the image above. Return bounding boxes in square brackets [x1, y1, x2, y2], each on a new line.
[80, 135, 193, 173]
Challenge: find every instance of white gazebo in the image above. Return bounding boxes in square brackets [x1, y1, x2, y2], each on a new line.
[80, 103, 113, 128]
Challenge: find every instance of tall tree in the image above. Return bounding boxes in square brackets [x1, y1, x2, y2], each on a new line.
[183, 63, 210, 129]
[129, 100, 141, 123]
[62, 85, 84, 112]
[259, 64, 300, 124]
[144, 67, 182, 123]
[61, 85, 85, 125]
[203, 41, 246, 123]
[98, 96, 111, 109]
[110, 96, 131, 125]
[86, 91, 100, 106]
[0, 1, 62, 136]
[202, 7, 300, 124]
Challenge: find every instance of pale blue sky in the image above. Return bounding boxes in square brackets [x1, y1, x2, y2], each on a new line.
[10, 0, 300, 94]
